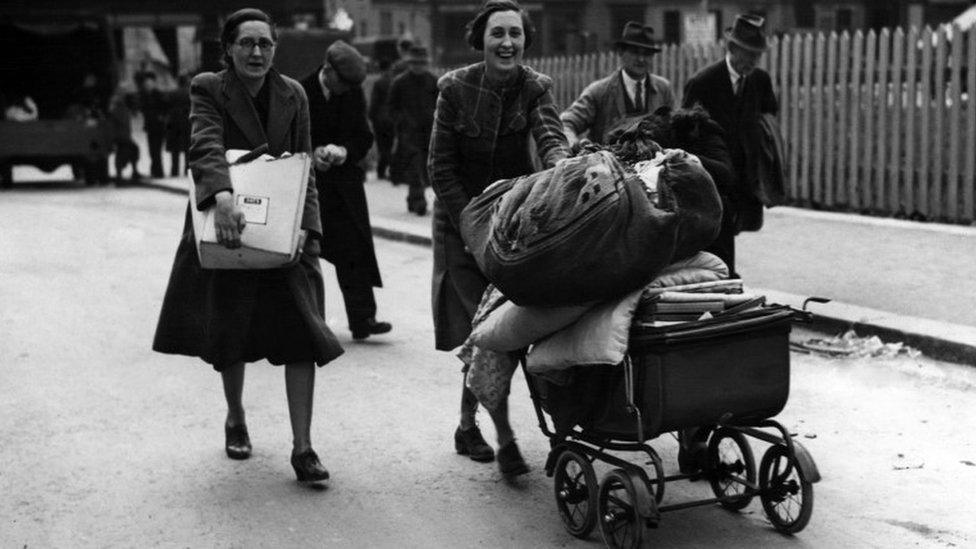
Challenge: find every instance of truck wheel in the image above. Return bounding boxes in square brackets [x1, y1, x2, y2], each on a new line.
[0, 163, 12, 188]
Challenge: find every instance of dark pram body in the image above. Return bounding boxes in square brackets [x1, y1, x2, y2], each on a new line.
[525, 305, 820, 548]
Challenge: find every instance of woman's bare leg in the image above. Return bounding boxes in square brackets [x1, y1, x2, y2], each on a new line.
[285, 361, 316, 454]
[486, 399, 514, 448]
[221, 362, 246, 427]
[459, 373, 479, 430]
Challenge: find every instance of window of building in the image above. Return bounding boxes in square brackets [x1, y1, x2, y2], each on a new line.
[380, 11, 392, 35]
[836, 8, 853, 31]
[795, 0, 815, 28]
[664, 10, 680, 44]
[610, 4, 647, 38]
[549, 8, 581, 55]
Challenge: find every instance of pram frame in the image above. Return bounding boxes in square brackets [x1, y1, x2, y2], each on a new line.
[523, 306, 821, 546]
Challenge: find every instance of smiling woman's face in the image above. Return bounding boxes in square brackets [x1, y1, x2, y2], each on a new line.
[483, 10, 524, 78]
[229, 21, 275, 83]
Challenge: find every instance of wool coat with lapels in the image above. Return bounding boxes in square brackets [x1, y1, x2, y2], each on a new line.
[153, 68, 344, 369]
[560, 68, 674, 145]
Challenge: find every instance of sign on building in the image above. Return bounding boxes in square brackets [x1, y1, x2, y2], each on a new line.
[683, 12, 716, 45]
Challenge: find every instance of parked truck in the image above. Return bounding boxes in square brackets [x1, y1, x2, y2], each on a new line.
[0, 15, 117, 187]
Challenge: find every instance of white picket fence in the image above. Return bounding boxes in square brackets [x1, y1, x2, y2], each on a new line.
[524, 25, 976, 223]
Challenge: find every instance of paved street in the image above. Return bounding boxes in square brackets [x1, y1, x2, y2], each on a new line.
[2, 183, 976, 548]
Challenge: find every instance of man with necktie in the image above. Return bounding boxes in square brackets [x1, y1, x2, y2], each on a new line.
[682, 13, 779, 279]
[677, 14, 779, 477]
[561, 21, 674, 146]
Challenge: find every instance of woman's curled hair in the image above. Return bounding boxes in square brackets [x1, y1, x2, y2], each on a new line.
[464, 0, 535, 51]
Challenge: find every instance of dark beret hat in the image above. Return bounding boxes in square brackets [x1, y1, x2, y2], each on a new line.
[326, 40, 366, 85]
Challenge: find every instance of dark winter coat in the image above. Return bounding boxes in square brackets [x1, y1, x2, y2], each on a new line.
[682, 59, 778, 232]
[428, 62, 570, 350]
[389, 70, 438, 155]
[300, 69, 382, 288]
[153, 68, 343, 368]
[165, 87, 191, 153]
[368, 69, 394, 134]
[139, 88, 169, 133]
[389, 69, 438, 184]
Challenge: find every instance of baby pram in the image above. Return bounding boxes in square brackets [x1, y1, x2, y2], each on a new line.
[524, 303, 821, 548]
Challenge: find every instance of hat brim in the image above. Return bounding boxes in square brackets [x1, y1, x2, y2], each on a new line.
[614, 39, 662, 53]
[724, 30, 767, 52]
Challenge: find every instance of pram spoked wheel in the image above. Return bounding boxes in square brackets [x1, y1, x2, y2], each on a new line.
[759, 444, 814, 534]
[597, 469, 655, 549]
[552, 449, 598, 538]
[706, 427, 756, 511]
[759, 444, 813, 534]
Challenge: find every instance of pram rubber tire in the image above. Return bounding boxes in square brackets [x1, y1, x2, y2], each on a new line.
[707, 427, 757, 511]
[759, 444, 814, 534]
[597, 469, 649, 549]
[552, 449, 598, 539]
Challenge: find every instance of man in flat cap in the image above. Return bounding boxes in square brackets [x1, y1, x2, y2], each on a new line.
[388, 45, 438, 216]
[301, 40, 392, 341]
[561, 21, 674, 146]
[682, 14, 779, 279]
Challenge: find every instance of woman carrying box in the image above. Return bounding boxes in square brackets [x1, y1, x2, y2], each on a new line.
[152, 8, 343, 484]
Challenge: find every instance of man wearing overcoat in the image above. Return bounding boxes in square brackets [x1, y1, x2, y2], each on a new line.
[682, 14, 779, 278]
[300, 41, 392, 340]
[561, 21, 674, 146]
[388, 45, 438, 215]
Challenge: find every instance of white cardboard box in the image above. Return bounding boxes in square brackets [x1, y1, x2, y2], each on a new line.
[190, 151, 311, 269]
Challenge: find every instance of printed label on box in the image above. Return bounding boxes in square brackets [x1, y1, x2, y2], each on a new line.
[236, 194, 270, 225]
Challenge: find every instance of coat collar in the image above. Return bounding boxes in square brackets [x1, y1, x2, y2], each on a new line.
[220, 68, 297, 151]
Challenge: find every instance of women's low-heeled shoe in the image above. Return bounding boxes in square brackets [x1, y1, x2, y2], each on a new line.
[291, 449, 330, 482]
[497, 441, 530, 478]
[225, 424, 252, 460]
[454, 426, 495, 462]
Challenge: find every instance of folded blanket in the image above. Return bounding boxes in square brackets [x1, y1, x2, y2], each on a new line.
[471, 251, 727, 353]
[525, 289, 643, 374]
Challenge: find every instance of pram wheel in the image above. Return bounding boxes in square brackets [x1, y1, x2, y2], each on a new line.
[597, 469, 652, 549]
[706, 427, 756, 511]
[553, 449, 598, 539]
[759, 444, 814, 534]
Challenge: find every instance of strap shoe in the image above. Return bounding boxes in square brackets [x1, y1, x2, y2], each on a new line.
[291, 449, 330, 482]
[225, 423, 252, 460]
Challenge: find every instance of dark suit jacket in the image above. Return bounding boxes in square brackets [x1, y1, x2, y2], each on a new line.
[153, 68, 343, 368]
[300, 70, 382, 288]
[368, 69, 394, 133]
[683, 59, 778, 229]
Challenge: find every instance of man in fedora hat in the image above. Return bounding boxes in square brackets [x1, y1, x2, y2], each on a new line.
[682, 13, 779, 280]
[561, 21, 674, 146]
[677, 13, 779, 476]
[388, 44, 439, 215]
[301, 40, 393, 340]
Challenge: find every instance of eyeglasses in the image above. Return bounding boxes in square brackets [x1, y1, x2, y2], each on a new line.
[235, 37, 276, 51]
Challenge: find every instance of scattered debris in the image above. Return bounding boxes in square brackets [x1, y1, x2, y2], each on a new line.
[961, 460, 975, 467]
[893, 454, 925, 470]
[803, 433, 817, 439]
[792, 330, 921, 359]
